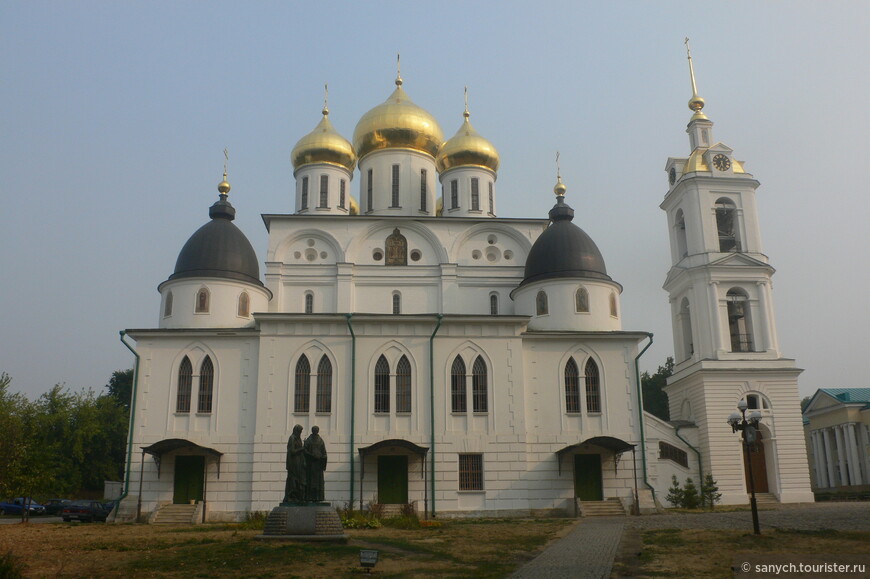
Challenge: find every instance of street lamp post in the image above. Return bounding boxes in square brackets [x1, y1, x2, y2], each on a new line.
[727, 399, 762, 535]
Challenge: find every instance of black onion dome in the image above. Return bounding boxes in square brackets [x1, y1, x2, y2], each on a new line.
[169, 194, 263, 286]
[520, 196, 612, 287]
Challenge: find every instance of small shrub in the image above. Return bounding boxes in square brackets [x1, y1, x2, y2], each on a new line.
[701, 474, 722, 509]
[240, 510, 267, 530]
[682, 478, 700, 509]
[665, 475, 684, 508]
[0, 551, 25, 579]
[366, 498, 384, 520]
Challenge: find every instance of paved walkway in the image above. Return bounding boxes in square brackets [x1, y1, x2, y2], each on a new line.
[509, 502, 870, 579]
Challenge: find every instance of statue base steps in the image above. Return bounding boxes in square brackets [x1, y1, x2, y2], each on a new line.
[255, 504, 347, 542]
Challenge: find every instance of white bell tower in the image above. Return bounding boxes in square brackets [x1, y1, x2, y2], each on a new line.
[661, 40, 813, 505]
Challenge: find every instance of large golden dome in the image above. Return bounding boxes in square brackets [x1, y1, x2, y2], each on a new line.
[291, 108, 356, 173]
[353, 78, 444, 161]
[436, 111, 499, 173]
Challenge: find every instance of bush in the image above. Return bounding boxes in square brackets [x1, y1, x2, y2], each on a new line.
[665, 475, 684, 508]
[701, 474, 722, 509]
[337, 503, 381, 529]
[0, 551, 24, 579]
[682, 478, 700, 509]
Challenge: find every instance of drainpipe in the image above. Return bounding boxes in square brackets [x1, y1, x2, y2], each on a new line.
[674, 424, 704, 507]
[429, 314, 443, 518]
[345, 314, 356, 510]
[634, 333, 656, 505]
[118, 331, 140, 518]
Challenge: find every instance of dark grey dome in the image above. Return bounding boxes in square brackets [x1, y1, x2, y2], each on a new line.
[520, 196, 613, 287]
[169, 195, 263, 286]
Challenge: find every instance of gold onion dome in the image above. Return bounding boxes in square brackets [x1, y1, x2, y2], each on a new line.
[353, 76, 444, 161]
[436, 109, 500, 173]
[291, 106, 356, 173]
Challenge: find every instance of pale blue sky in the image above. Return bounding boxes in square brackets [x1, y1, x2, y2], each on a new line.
[2, 1, 868, 399]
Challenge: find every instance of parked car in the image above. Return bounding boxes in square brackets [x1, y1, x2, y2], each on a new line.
[0, 498, 45, 516]
[61, 500, 111, 522]
[43, 499, 72, 516]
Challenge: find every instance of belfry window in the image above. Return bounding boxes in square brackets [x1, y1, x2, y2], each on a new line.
[420, 169, 427, 212]
[450, 180, 458, 209]
[565, 357, 580, 413]
[396, 355, 411, 413]
[238, 292, 250, 317]
[301, 176, 309, 210]
[374, 355, 390, 413]
[198, 356, 213, 414]
[195, 288, 210, 313]
[316, 355, 332, 413]
[609, 293, 618, 318]
[680, 297, 693, 359]
[675, 209, 688, 259]
[319, 175, 328, 208]
[451, 356, 467, 413]
[575, 287, 589, 313]
[715, 198, 741, 252]
[471, 178, 480, 211]
[176, 356, 192, 413]
[366, 169, 373, 211]
[294, 355, 310, 413]
[164, 291, 173, 318]
[536, 291, 548, 316]
[585, 358, 601, 413]
[727, 288, 754, 352]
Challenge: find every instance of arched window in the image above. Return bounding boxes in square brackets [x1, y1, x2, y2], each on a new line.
[715, 198, 741, 252]
[451, 356, 467, 413]
[392, 292, 401, 315]
[316, 355, 332, 413]
[176, 356, 192, 413]
[536, 291, 548, 316]
[727, 288, 754, 352]
[304, 292, 314, 314]
[294, 355, 310, 413]
[301, 176, 309, 210]
[391, 164, 400, 207]
[585, 358, 601, 413]
[238, 292, 250, 317]
[374, 355, 390, 413]
[675, 209, 688, 259]
[575, 287, 589, 313]
[198, 356, 214, 413]
[471, 178, 480, 210]
[472, 356, 487, 413]
[450, 180, 458, 209]
[609, 293, 618, 318]
[420, 169, 427, 212]
[319, 175, 328, 208]
[490, 294, 498, 315]
[680, 297, 693, 359]
[565, 357, 580, 413]
[164, 291, 173, 317]
[396, 355, 411, 412]
[195, 287, 210, 313]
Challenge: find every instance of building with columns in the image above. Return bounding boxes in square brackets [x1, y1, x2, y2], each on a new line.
[803, 389, 870, 491]
[117, 56, 813, 522]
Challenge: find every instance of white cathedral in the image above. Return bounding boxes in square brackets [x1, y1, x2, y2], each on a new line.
[118, 57, 813, 522]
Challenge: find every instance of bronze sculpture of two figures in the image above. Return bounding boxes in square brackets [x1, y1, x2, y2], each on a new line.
[283, 425, 327, 504]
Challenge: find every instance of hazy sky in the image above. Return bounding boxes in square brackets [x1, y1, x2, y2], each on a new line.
[2, 1, 868, 400]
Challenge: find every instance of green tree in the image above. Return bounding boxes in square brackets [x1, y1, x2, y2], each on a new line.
[642, 357, 674, 421]
[700, 474, 722, 510]
[800, 396, 812, 412]
[106, 369, 134, 411]
[665, 475, 683, 508]
[682, 477, 700, 509]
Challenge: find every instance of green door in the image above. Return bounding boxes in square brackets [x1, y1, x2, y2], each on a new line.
[377, 455, 408, 504]
[574, 454, 603, 501]
[173, 455, 205, 504]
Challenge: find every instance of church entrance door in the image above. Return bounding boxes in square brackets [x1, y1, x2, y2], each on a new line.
[743, 433, 769, 493]
[377, 455, 408, 504]
[574, 454, 603, 501]
[173, 455, 204, 504]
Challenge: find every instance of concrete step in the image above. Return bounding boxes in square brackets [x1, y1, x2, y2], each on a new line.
[152, 503, 197, 525]
[752, 493, 778, 504]
[580, 499, 626, 517]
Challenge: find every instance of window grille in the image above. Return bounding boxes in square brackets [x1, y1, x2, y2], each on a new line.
[396, 355, 411, 413]
[301, 176, 309, 210]
[451, 356, 467, 413]
[565, 358, 580, 413]
[391, 164, 400, 207]
[585, 359, 601, 413]
[319, 175, 328, 208]
[375, 355, 390, 413]
[472, 356, 487, 413]
[316, 355, 332, 413]
[294, 355, 310, 413]
[176, 356, 192, 413]
[471, 178, 479, 210]
[420, 169, 427, 212]
[198, 356, 213, 413]
[459, 454, 483, 490]
[659, 441, 688, 468]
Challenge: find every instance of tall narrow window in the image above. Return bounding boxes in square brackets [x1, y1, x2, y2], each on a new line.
[367, 169, 373, 211]
[472, 356, 487, 413]
[536, 291, 548, 316]
[301, 176, 309, 210]
[304, 292, 314, 314]
[715, 198, 740, 252]
[675, 209, 688, 258]
[459, 454, 483, 491]
[450, 180, 458, 209]
[176, 356, 192, 413]
[396, 355, 411, 413]
[609, 293, 618, 317]
[488, 182, 494, 215]
[339, 179, 346, 209]
[391, 164, 400, 207]
[319, 175, 328, 208]
[316, 355, 332, 413]
[195, 288, 210, 313]
[565, 357, 580, 413]
[727, 288, 754, 352]
[585, 359, 601, 413]
[471, 178, 480, 210]
[575, 287, 589, 313]
[238, 292, 250, 317]
[198, 356, 214, 413]
[392, 292, 401, 314]
[164, 291, 173, 317]
[294, 355, 310, 413]
[420, 169, 427, 212]
[374, 355, 390, 413]
[490, 294, 498, 315]
[680, 297, 693, 359]
[451, 356, 467, 413]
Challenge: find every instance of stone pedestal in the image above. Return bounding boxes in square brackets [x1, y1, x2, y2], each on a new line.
[255, 503, 347, 542]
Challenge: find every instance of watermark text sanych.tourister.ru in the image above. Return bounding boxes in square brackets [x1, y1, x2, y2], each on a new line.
[739, 561, 866, 575]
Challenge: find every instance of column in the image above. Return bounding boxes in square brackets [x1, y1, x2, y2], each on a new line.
[755, 281, 773, 353]
[822, 428, 837, 487]
[811, 430, 828, 488]
[761, 281, 780, 353]
[846, 423, 863, 486]
[708, 282, 723, 354]
[834, 425, 850, 486]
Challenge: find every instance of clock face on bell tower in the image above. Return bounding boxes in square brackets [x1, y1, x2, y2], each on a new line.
[712, 153, 731, 171]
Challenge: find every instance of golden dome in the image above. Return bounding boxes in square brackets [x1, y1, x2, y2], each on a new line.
[349, 195, 360, 215]
[291, 108, 356, 173]
[436, 111, 500, 173]
[553, 175, 567, 196]
[684, 148, 745, 174]
[353, 79, 444, 161]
